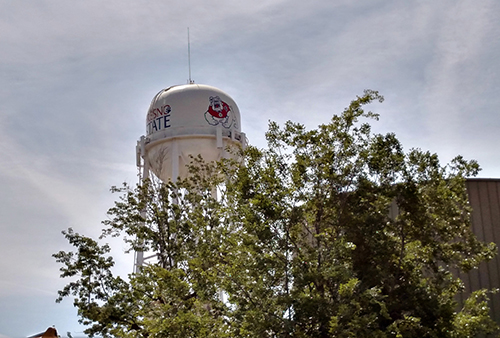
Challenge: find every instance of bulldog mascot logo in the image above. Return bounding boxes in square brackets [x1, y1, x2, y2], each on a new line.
[205, 96, 237, 129]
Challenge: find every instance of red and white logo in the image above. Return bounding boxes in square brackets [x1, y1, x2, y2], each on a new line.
[205, 96, 236, 129]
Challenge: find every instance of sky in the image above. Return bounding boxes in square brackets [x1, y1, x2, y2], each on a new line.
[1, 0, 499, 337]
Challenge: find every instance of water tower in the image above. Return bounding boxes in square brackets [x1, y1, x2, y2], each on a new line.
[135, 83, 246, 270]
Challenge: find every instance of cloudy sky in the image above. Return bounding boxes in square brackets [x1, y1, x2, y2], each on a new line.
[1, 0, 499, 337]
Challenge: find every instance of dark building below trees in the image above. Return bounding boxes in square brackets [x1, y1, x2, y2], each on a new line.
[461, 179, 500, 323]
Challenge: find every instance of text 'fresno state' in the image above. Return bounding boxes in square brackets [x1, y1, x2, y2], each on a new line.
[147, 105, 171, 135]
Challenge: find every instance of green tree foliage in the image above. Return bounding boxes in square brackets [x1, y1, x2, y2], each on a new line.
[54, 90, 498, 337]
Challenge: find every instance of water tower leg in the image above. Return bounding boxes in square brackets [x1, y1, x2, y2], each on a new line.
[172, 140, 179, 184]
[165, 141, 180, 269]
[135, 138, 149, 273]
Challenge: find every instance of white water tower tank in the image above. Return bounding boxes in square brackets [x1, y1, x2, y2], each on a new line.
[137, 84, 246, 182]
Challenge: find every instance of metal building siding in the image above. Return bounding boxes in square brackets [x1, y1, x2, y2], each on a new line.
[465, 179, 500, 323]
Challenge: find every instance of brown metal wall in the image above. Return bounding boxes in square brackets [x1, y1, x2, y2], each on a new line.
[463, 179, 500, 323]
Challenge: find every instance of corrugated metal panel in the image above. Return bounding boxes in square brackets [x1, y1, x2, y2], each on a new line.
[464, 179, 500, 324]
[386, 179, 500, 322]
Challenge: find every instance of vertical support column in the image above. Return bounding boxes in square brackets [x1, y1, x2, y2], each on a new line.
[210, 187, 225, 302]
[168, 140, 180, 269]
[216, 124, 223, 149]
[134, 136, 149, 273]
[172, 140, 179, 184]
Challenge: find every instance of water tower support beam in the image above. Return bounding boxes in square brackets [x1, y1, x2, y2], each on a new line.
[134, 137, 149, 273]
[172, 140, 179, 184]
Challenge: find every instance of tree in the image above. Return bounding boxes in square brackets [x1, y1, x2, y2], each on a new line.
[54, 90, 498, 337]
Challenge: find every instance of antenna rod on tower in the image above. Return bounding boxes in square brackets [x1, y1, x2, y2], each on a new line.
[188, 28, 193, 84]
